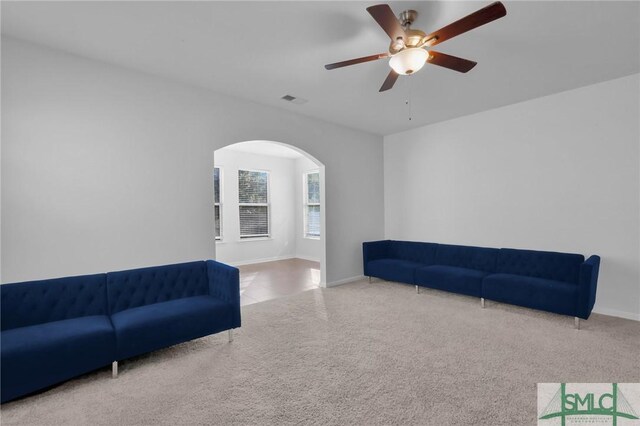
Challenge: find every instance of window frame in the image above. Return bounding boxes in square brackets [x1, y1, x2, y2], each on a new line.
[238, 168, 271, 239]
[213, 166, 223, 241]
[303, 170, 321, 240]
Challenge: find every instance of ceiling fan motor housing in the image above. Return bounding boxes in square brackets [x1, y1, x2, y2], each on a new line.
[388, 9, 426, 54]
[389, 28, 427, 54]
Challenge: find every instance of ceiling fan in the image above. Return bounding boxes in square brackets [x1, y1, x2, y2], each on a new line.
[325, 2, 506, 92]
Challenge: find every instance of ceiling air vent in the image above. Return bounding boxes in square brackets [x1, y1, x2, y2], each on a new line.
[281, 94, 308, 105]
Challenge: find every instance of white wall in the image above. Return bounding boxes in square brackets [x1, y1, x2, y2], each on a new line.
[1, 37, 385, 286]
[384, 74, 640, 320]
[295, 155, 323, 262]
[214, 148, 297, 265]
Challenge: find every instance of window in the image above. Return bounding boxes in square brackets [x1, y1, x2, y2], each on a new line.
[238, 170, 270, 238]
[213, 167, 222, 240]
[304, 171, 320, 238]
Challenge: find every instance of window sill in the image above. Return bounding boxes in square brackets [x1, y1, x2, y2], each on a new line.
[238, 237, 273, 242]
[304, 236, 321, 240]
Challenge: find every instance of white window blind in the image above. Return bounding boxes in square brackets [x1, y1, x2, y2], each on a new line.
[213, 167, 222, 239]
[304, 171, 320, 238]
[238, 170, 270, 238]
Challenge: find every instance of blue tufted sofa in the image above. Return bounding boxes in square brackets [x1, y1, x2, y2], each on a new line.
[107, 260, 240, 363]
[363, 240, 600, 323]
[1, 259, 240, 403]
[1, 274, 114, 404]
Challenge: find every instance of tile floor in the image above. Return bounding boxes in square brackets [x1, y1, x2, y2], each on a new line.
[239, 258, 321, 306]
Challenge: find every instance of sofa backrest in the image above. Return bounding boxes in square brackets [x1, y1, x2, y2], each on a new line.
[389, 241, 438, 264]
[1, 274, 108, 331]
[435, 244, 499, 272]
[497, 248, 585, 284]
[107, 261, 209, 314]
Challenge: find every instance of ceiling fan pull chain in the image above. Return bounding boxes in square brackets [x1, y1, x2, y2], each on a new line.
[406, 78, 413, 121]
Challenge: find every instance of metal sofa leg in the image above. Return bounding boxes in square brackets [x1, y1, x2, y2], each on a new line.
[481, 298, 485, 308]
[228, 329, 234, 342]
[368, 276, 372, 283]
[112, 361, 118, 378]
[574, 317, 580, 330]
[415, 285, 420, 294]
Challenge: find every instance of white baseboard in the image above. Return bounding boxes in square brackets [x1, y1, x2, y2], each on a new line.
[295, 254, 321, 263]
[226, 255, 295, 267]
[226, 255, 321, 267]
[592, 307, 640, 321]
[326, 275, 365, 288]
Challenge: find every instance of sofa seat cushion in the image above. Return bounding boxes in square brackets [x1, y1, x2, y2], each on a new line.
[366, 259, 424, 284]
[1, 315, 115, 403]
[111, 296, 231, 360]
[415, 265, 487, 297]
[483, 274, 578, 316]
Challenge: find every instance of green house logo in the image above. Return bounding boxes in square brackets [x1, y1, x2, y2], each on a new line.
[539, 383, 639, 426]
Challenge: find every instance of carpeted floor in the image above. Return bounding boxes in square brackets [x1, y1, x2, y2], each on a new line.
[2, 279, 639, 425]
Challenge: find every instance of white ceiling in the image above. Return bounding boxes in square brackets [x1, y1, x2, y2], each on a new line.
[2, 1, 639, 135]
[221, 141, 304, 159]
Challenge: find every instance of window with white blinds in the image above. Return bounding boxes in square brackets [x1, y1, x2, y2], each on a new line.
[213, 167, 222, 240]
[304, 171, 320, 238]
[238, 170, 270, 238]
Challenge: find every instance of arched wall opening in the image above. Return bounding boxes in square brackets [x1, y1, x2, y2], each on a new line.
[212, 140, 327, 290]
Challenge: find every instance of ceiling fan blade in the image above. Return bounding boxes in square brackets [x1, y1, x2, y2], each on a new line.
[427, 51, 477, 73]
[367, 4, 407, 42]
[325, 53, 389, 70]
[422, 1, 506, 47]
[379, 70, 399, 92]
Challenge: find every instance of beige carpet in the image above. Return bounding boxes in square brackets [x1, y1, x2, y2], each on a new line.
[2, 279, 639, 425]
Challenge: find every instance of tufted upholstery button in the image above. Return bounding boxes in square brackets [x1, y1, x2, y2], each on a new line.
[103, 261, 208, 315]
[0, 273, 108, 330]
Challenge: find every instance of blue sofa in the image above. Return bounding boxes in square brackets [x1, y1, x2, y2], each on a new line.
[1, 260, 240, 403]
[363, 240, 600, 322]
[1, 274, 114, 404]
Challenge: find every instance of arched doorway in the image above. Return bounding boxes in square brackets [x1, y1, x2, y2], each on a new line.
[213, 140, 327, 305]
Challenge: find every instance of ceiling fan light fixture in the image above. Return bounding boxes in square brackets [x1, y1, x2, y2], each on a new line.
[324, 2, 507, 92]
[389, 48, 428, 75]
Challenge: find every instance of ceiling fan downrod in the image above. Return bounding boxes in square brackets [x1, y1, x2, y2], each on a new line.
[399, 10, 418, 29]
